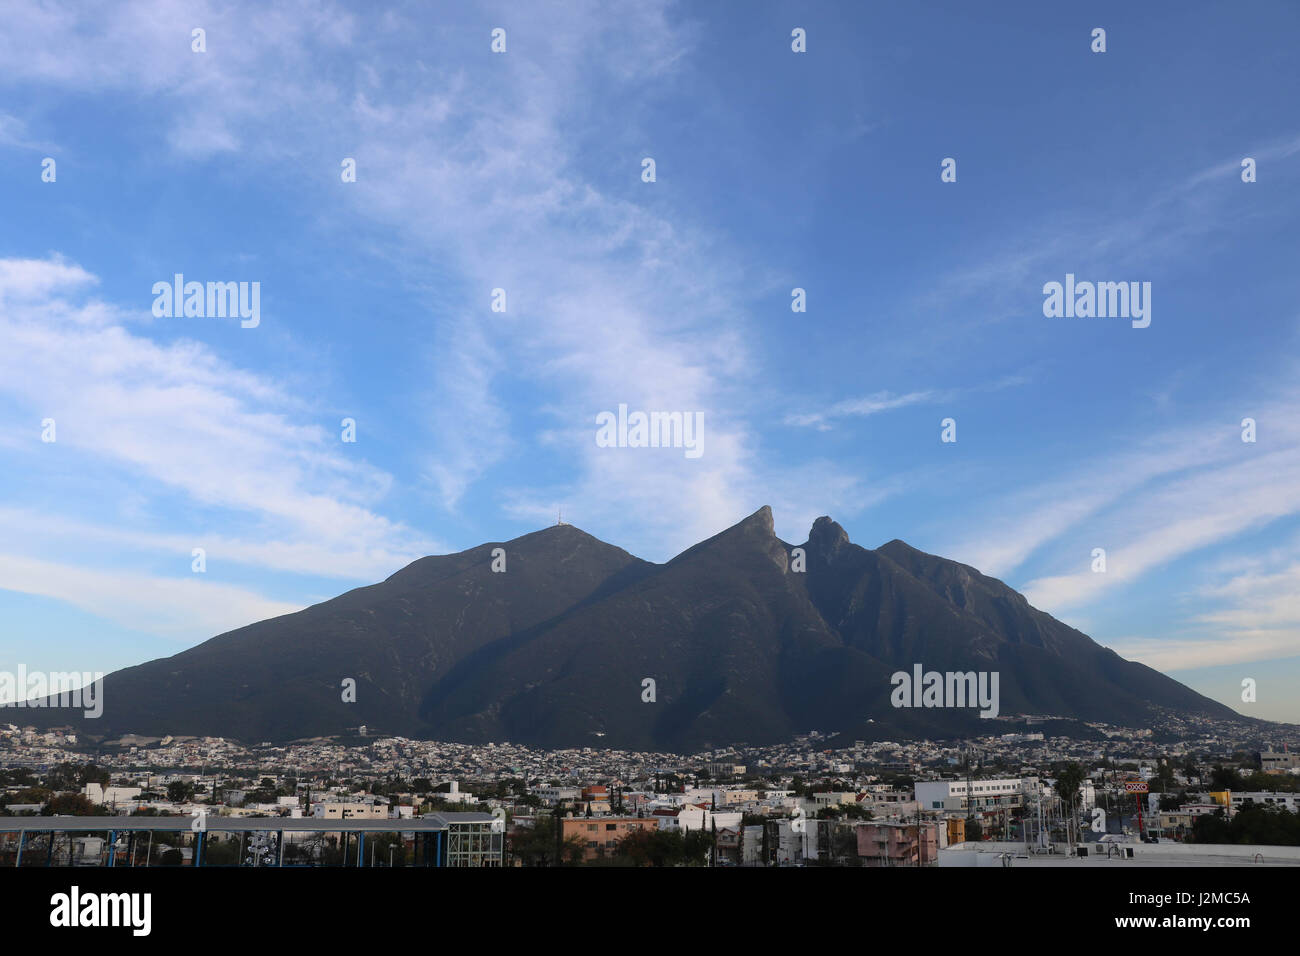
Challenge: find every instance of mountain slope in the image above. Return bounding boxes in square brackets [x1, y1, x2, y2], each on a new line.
[25, 507, 1238, 748]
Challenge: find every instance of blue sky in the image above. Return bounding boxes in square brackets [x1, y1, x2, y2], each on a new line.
[1, 1, 1298, 723]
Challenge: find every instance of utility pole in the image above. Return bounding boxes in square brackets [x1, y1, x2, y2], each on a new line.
[915, 804, 922, 867]
[964, 749, 975, 842]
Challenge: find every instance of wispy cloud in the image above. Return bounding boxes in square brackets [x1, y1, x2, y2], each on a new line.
[0, 551, 301, 641]
[0, 257, 440, 636]
[783, 376, 1030, 431]
[783, 390, 937, 430]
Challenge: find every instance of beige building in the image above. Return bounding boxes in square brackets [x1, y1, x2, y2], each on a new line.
[314, 802, 388, 820]
[562, 817, 659, 862]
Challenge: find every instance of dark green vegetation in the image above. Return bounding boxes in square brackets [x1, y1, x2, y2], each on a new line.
[1190, 805, 1300, 846]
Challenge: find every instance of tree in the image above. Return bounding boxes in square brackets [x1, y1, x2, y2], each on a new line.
[615, 828, 659, 866]
[166, 781, 195, 803]
[46, 762, 109, 791]
[368, 831, 407, 866]
[508, 814, 585, 866]
[1055, 765, 1084, 808]
[615, 827, 710, 867]
[42, 793, 101, 816]
[1190, 804, 1300, 847]
[683, 828, 713, 866]
[5, 787, 51, 808]
[1054, 764, 1086, 843]
[1209, 766, 1245, 792]
[1158, 793, 1187, 812]
[200, 834, 240, 866]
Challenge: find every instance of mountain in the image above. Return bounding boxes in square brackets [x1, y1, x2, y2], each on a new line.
[26, 506, 1238, 749]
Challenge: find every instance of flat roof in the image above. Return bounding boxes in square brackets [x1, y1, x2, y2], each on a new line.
[0, 812, 495, 833]
[941, 840, 1300, 867]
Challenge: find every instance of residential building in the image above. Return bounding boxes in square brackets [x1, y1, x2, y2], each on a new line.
[561, 816, 658, 862]
[856, 821, 940, 866]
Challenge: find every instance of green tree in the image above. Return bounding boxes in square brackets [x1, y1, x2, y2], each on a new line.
[1054, 764, 1085, 812]
[508, 814, 585, 866]
[1209, 765, 1245, 791]
[682, 828, 714, 866]
[166, 781, 195, 803]
[42, 793, 103, 816]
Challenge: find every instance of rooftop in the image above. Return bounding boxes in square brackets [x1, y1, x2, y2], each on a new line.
[940, 840, 1300, 868]
[0, 812, 495, 833]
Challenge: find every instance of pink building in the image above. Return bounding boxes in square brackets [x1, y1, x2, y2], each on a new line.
[856, 821, 940, 866]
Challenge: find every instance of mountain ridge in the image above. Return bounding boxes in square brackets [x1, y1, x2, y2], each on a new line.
[22, 506, 1241, 749]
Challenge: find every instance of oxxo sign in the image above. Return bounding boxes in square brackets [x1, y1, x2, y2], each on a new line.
[1124, 781, 1149, 793]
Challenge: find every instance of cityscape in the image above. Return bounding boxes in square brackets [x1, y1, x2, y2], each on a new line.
[3, 714, 1297, 868]
[1, 0, 1297, 936]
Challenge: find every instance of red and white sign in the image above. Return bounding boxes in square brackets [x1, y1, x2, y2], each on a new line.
[1124, 781, 1149, 793]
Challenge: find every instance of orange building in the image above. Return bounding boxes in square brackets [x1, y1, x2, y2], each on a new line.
[562, 817, 658, 861]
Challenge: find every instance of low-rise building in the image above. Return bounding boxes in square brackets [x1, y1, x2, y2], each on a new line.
[82, 783, 143, 807]
[856, 821, 940, 866]
[313, 802, 388, 820]
[1261, 750, 1300, 773]
[561, 816, 658, 862]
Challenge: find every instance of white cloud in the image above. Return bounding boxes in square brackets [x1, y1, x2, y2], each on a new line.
[783, 390, 937, 430]
[0, 552, 301, 641]
[0, 0, 873, 565]
[0, 257, 440, 601]
[1020, 442, 1300, 612]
